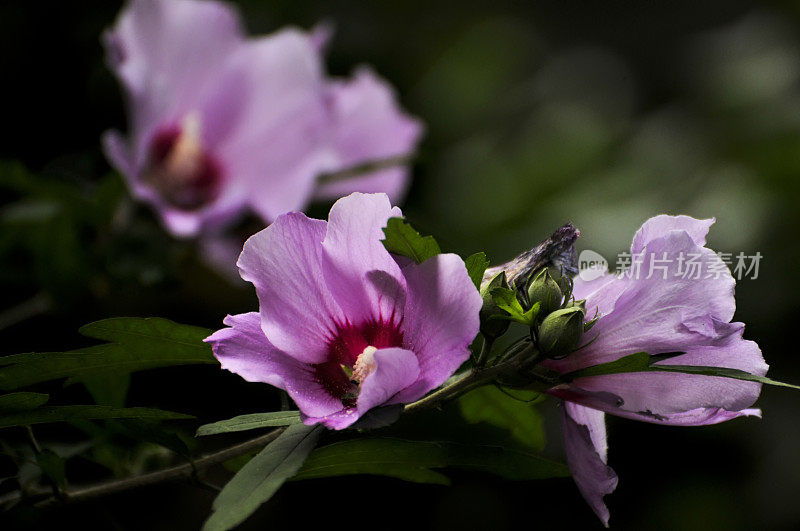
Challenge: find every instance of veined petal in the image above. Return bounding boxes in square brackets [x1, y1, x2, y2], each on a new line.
[205, 313, 342, 418]
[549, 229, 738, 374]
[237, 212, 345, 364]
[562, 402, 618, 527]
[631, 214, 715, 254]
[321, 193, 407, 325]
[392, 253, 482, 403]
[547, 214, 767, 423]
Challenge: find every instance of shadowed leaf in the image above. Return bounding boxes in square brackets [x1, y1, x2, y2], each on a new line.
[0, 405, 193, 430]
[36, 449, 66, 489]
[293, 438, 568, 485]
[458, 386, 545, 450]
[0, 318, 216, 390]
[0, 392, 49, 412]
[197, 412, 301, 436]
[203, 424, 322, 531]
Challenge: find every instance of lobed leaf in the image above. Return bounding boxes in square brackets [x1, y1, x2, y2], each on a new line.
[0, 318, 216, 390]
[381, 217, 441, 263]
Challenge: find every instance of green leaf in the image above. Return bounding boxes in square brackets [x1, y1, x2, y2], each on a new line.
[204, 424, 322, 531]
[490, 287, 539, 326]
[77, 372, 131, 407]
[293, 438, 568, 484]
[464, 252, 489, 290]
[197, 412, 302, 436]
[107, 419, 192, 458]
[444, 441, 569, 480]
[293, 438, 451, 485]
[0, 318, 216, 390]
[458, 386, 545, 451]
[222, 452, 258, 473]
[0, 405, 193, 430]
[653, 365, 800, 390]
[560, 351, 653, 381]
[561, 351, 800, 390]
[381, 217, 441, 263]
[36, 449, 66, 489]
[0, 392, 49, 412]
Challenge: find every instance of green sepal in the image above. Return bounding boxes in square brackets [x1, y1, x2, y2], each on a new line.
[490, 287, 539, 326]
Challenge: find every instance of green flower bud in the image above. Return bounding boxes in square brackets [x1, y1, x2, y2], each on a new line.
[551, 267, 575, 301]
[526, 268, 563, 317]
[537, 307, 585, 359]
[479, 272, 511, 339]
[564, 298, 587, 315]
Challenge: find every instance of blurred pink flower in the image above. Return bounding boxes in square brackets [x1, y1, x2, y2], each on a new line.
[103, 0, 423, 237]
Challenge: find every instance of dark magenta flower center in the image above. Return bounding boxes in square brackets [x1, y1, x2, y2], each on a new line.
[143, 117, 223, 211]
[316, 319, 404, 405]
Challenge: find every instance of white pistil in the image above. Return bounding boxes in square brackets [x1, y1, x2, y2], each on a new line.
[352, 346, 378, 383]
[164, 112, 203, 183]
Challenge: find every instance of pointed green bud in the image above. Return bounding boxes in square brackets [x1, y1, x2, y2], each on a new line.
[564, 298, 587, 315]
[537, 307, 585, 359]
[543, 266, 575, 301]
[526, 268, 563, 317]
[479, 272, 511, 339]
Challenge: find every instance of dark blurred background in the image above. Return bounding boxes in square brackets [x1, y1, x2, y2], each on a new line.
[1, 0, 799, 529]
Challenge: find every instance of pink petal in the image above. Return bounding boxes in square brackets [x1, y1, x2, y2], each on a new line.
[314, 67, 424, 204]
[104, 0, 244, 142]
[392, 253, 483, 403]
[631, 214, 715, 254]
[205, 313, 342, 418]
[212, 30, 338, 221]
[549, 229, 739, 374]
[321, 193, 407, 325]
[562, 402, 618, 527]
[237, 212, 345, 364]
[357, 348, 420, 414]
